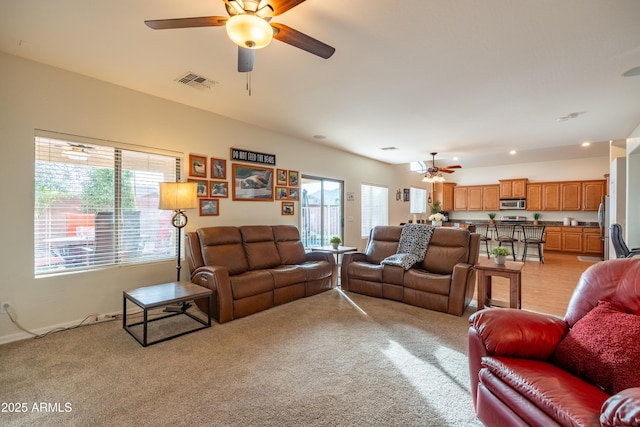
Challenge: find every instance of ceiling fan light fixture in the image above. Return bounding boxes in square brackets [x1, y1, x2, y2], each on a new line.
[422, 171, 445, 183]
[226, 14, 273, 49]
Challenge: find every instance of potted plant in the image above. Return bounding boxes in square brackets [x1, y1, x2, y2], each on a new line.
[329, 236, 342, 249]
[488, 213, 496, 226]
[429, 200, 442, 214]
[428, 212, 445, 226]
[489, 246, 510, 265]
[533, 213, 541, 225]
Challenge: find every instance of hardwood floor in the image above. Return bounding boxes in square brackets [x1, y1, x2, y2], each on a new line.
[477, 252, 600, 317]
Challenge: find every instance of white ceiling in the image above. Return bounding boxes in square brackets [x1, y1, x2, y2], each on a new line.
[1, 0, 639, 168]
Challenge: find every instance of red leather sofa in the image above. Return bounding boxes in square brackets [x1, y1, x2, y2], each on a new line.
[468, 258, 640, 426]
[185, 225, 336, 323]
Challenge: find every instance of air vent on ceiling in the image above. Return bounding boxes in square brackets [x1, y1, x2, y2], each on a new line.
[380, 147, 398, 151]
[175, 72, 218, 90]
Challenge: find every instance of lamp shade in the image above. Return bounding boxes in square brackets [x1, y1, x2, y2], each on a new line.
[158, 182, 198, 211]
[226, 14, 273, 49]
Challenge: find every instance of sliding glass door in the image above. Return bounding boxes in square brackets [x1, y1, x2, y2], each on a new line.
[300, 175, 343, 248]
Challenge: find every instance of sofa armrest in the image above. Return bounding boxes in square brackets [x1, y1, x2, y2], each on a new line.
[340, 252, 368, 291]
[448, 262, 474, 316]
[305, 251, 337, 265]
[601, 388, 640, 427]
[191, 265, 234, 323]
[469, 308, 568, 359]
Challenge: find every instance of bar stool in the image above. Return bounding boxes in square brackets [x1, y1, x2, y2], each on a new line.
[493, 224, 517, 261]
[521, 225, 546, 263]
[474, 223, 492, 258]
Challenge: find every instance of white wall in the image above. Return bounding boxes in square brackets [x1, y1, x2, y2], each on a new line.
[0, 52, 404, 342]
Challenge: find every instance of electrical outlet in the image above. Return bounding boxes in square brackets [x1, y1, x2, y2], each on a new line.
[1, 301, 10, 314]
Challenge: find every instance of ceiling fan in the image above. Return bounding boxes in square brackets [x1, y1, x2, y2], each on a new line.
[422, 152, 462, 183]
[145, 0, 335, 73]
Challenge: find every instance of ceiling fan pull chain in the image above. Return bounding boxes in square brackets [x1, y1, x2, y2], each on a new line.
[246, 72, 252, 96]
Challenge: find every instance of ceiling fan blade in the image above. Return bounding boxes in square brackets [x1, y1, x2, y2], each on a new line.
[271, 23, 335, 59]
[439, 168, 457, 173]
[444, 165, 462, 169]
[268, 0, 308, 16]
[238, 46, 255, 72]
[145, 16, 227, 30]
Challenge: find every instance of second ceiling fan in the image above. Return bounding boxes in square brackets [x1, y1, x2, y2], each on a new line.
[422, 152, 462, 183]
[145, 0, 335, 73]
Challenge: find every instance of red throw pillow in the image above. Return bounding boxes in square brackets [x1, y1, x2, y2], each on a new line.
[552, 301, 640, 395]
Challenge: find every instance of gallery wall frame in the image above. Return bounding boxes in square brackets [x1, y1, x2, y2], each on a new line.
[282, 201, 294, 215]
[231, 163, 274, 201]
[189, 154, 207, 178]
[211, 158, 227, 179]
[210, 180, 228, 198]
[200, 199, 219, 216]
[188, 178, 209, 198]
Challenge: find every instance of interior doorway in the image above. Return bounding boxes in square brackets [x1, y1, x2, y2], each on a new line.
[300, 175, 343, 248]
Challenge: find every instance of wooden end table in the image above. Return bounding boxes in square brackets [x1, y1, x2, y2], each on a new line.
[123, 281, 212, 347]
[476, 258, 525, 310]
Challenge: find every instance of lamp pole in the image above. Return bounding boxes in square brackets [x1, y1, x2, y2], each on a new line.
[171, 209, 188, 282]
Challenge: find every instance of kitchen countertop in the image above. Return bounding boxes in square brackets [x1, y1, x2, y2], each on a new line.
[446, 220, 600, 228]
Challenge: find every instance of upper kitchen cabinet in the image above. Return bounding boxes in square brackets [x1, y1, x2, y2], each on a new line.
[483, 185, 500, 211]
[542, 182, 561, 211]
[499, 178, 528, 198]
[560, 182, 582, 211]
[526, 183, 542, 211]
[582, 180, 606, 211]
[433, 182, 456, 212]
[453, 186, 468, 211]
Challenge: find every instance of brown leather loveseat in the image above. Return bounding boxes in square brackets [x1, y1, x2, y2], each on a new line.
[341, 225, 480, 316]
[185, 225, 336, 323]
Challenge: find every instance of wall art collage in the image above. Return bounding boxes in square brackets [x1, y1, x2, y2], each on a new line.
[188, 150, 298, 216]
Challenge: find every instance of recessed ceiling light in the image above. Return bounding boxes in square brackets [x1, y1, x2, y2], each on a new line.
[509, 150, 517, 155]
[453, 156, 459, 161]
[582, 142, 591, 147]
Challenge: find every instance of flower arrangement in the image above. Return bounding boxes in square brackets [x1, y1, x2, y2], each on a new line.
[428, 213, 445, 222]
[489, 246, 511, 257]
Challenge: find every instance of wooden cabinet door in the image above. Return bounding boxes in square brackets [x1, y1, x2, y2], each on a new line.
[582, 180, 605, 211]
[467, 187, 483, 210]
[483, 185, 500, 211]
[499, 180, 512, 198]
[434, 182, 456, 212]
[512, 179, 527, 198]
[562, 227, 583, 252]
[583, 228, 604, 254]
[561, 182, 582, 211]
[545, 227, 562, 250]
[526, 183, 542, 211]
[453, 187, 468, 211]
[542, 183, 561, 211]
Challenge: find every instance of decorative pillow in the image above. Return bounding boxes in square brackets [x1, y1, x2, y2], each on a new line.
[552, 301, 640, 395]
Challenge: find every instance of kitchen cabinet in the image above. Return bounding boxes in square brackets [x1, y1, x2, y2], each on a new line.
[542, 182, 561, 211]
[583, 228, 604, 254]
[483, 185, 500, 211]
[499, 179, 528, 198]
[453, 186, 468, 211]
[561, 182, 582, 211]
[467, 186, 484, 211]
[526, 183, 542, 211]
[562, 227, 583, 252]
[582, 180, 605, 211]
[544, 226, 562, 251]
[433, 182, 456, 212]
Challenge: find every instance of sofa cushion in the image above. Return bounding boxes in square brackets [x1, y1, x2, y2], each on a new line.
[230, 270, 274, 299]
[600, 387, 640, 427]
[365, 226, 402, 264]
[480, 357, 608, 427]
[240, 225, 281, 270]
[272, 225, 306, 264]
[421, 228, 470, 274]
[552, 300, 640, 395]
[197, 226, 248, 275]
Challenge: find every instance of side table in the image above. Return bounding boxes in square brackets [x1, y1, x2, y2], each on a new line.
[476, 258, 525, 310]
[123, 281, 212, 347]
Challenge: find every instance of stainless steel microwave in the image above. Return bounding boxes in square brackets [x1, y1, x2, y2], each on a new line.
[499, 198, 526, 210]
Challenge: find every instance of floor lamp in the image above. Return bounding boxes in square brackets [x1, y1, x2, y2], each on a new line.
[159, 182, 198, 282]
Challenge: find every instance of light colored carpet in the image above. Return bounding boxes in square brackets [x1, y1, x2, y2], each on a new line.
[0, 289, 481, 427]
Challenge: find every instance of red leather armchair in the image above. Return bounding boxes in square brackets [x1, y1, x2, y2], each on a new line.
[468, 258, 640, 426]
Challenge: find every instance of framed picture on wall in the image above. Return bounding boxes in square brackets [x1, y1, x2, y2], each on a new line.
[188, 179, 209, 198]
[288, 188, 299, 201]
[189, 154, 207, 178]
[199, 199, 219, 216]
[209, 180, 228, 198]
[231, 163, 274, 201]
[275, 186, 288, 200]
[276, 169, 288, 186]
[288, 170, 299, 187]
[282, 201, 294, 215]
[211, 158, 227, 179]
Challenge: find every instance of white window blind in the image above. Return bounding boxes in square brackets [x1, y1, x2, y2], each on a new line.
[410, 187, 427, 214]
[34, 135, 180, 275]
[361, 184, 388, 238]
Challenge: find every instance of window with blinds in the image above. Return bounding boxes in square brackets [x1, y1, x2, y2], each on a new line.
[410, 187, 427, 214]
[361, 184, 388, 238]
[34, 134, 180, 275]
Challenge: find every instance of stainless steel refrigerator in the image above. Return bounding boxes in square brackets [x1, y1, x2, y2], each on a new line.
[598, 195, 610, 260]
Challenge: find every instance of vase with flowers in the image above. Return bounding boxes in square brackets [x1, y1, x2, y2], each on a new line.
[429, 212, 445, 227]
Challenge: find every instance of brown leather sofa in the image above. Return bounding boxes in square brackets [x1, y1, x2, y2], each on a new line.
[185, 225, 336, 323]
[341, 225, 480, 316]
[468, 258, 640, 426]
